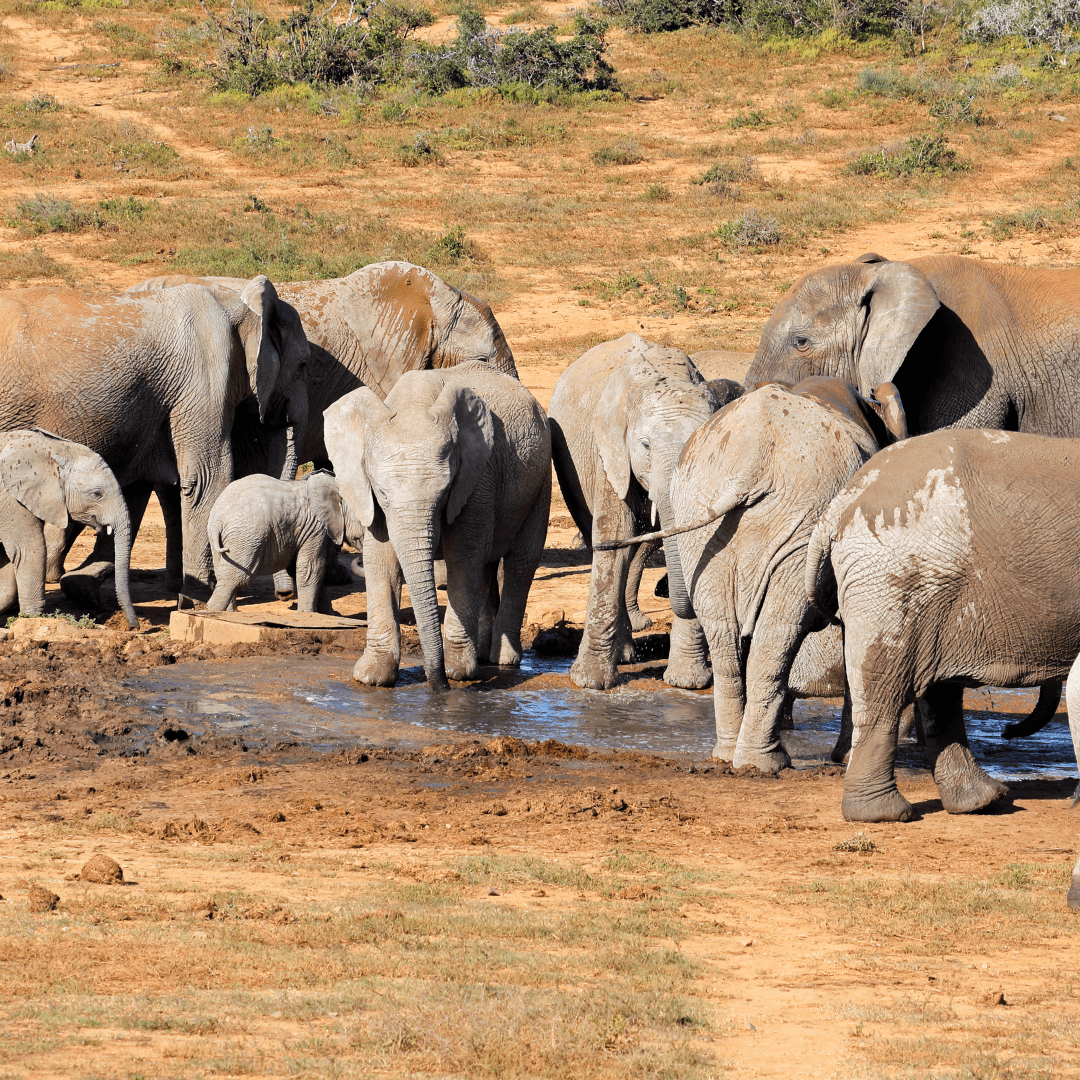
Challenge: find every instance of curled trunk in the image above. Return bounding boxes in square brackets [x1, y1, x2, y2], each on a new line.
[111, 513, 138, 629]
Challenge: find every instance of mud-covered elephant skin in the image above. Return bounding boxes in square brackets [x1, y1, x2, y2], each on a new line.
[325, 362, 550, 691]
[2, 281, 304, 598]
[207, 470, 354, 615]
[548, 333, 733, 691]
[806, 428, 1080, 823]
[745, 253, 1080, 438]
[0, 430, 136, 627]
[652, 377, 905, 770]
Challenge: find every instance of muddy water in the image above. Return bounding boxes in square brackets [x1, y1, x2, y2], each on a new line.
[126, 656, 1077, 780]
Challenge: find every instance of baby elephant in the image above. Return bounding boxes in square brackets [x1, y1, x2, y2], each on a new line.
[207, 471, 349, 614]
[0, 429, 136, 627]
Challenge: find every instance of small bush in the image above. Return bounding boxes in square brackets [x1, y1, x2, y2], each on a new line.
[592, 138, 645, 166]
[729, 108, 769, 129]
[14, 194, 97, 234]
[426, 224, 470, 262]
[99, 196, 149, 221]
[857, 66, 932, 100]
[23, 92, 60, 112]
[397, 130, 442, 166]
[644, 182, 673, 201]
[692, 156, 755, 198]
[850, 134, 968, 178]
[381, 99, 410, 121]
[716, 208, 781, 249]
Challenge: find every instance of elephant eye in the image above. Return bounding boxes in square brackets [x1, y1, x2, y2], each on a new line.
[90, 489, 103, 500]
[791, 333, 812, 351]
[639, 438, 650, 451]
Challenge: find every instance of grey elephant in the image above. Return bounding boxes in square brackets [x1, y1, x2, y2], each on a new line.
[806, 427, 1080, 823]
[2, 279, 307, 601]
[656, 377, 908, 771]
[548, 334, 738, 691]
[207, 471, 352, 615]
[0, 430, 136, 628]
[324, 362, 550, 691]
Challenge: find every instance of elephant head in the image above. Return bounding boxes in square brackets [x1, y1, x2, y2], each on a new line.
[303, 470, 345, 546]
[323, 372, 494, 690]
[128, 274, 310, 480]
[0, 430, 136, 627]
[593, 337, 722, 619]
[745, 254, 941, 400]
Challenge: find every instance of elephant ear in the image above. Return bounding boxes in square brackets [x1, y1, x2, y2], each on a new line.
[855, 260, 940, 397]
[323, 388, 392, 529]
[593, 363, 634, 501]
[437, 384, 494, 524]
[306, 471, 345, 546]
[239, 275, 283, 424]
[337, 264, 438, 393]
[869, 382, 909, 443]
[0, 432, 68, 530]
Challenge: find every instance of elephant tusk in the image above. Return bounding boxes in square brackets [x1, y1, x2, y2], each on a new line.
[106, 524, 113, 536]
[594, 516, 718, 551]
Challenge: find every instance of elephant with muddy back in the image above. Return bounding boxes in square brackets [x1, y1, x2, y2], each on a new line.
[0, 430, 136, 628]
[745, 252, 1080, 731]
[548, 334, 741, 692]
[14, 278, 310, 604]
[806, 428, 1080, 824]
[324, 362, 550, 691]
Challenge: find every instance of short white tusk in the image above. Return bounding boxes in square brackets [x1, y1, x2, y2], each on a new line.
[106, 524, 113, 536]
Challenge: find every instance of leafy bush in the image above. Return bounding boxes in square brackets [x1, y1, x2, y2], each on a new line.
[411, 9, 615, 95]
[850, 133, 968, 177]
[397, 130, 443, 165]
[716, 208, 781, 248]
[967, 0, 1080, 54]
[644, 182, 673, 200]
[692, 156, 756, 196]
[598, 0, 739, 33]
[592, 137, 645, 165]
[14, 194, 97, 234]
[24, 92, 60, 112]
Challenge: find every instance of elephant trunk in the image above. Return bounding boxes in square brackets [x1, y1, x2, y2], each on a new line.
[389, 507, 449, 692]
[110, 510, 138, 629]
[652, 457, 696, 621]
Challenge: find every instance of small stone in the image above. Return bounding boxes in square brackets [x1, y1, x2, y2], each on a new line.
[740, 938, 754, 947]
[530, 888, 546, 897]
[981, 988, 1007, 1006]
[79, 854, 123, 884]
[191, 898, 216, 919]
[28, 885, 59, 913]
[486, 887, 500, 896]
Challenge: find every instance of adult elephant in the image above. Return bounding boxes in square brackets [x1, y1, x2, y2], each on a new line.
[0, 280, 304, 597]
[745, 253, 1080, 437]
[549, 334, 738, 691]
[133, 261, 517, 467]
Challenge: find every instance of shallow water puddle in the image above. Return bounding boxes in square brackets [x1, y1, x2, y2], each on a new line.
[125, 656, 1077, 780]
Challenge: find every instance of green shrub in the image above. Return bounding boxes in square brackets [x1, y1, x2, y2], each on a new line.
[716, 208, 781, 248]
[644, 182, 673, 201]
[729, 108, 769, 129]
[592, 138, 645, 165]
[850, 133, 968, 178]
[23, 92, 60, 112]
[397, 130, 443, 165]
[13, 194, 98, 234]
[425, 224, 470, 261]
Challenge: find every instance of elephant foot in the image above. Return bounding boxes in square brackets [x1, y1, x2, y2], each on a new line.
[275, 588, 296, 602]
[617, 640, 636, 664]
[663, 658, 712, 690]
[628, 609, 653, 633]
[570, 654, 619, 691]
[444, 653, 480, 682]
[842, 785, 914, 823]
[711, 737, 737, 763]
[732, 744, 791, 775]
[933, 743, 1008, 814]
[830, 734, 852, 764]
[491, 637, 523, 667]
[60, 561, 115, 612]
[353, 650, 400, 688]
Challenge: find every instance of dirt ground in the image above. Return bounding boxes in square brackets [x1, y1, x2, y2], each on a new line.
[1, 6, 1080, 1077]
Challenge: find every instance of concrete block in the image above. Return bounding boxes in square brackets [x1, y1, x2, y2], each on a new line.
[169, 609, 366, 648]
[10, 618, 95, 641]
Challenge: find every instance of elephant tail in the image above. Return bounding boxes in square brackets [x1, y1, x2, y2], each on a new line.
[805, 507, 840, 622]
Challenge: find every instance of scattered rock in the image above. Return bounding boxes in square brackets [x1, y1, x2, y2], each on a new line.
[191, 898, 216, 919]
[981, 987, 1007, 1006]
[486, 887, 500, 896]
[1049, 113, 1067, 122]
[79, 854, 123, 884]
[530, 888, 546, 897]
[27, 885, 59, 913]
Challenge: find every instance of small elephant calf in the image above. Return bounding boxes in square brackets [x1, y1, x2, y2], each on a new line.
[207, 471, 351, 614]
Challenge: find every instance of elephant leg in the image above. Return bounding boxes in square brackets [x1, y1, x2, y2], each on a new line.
[476, 562, 499, 662]
[442, 544, 488, 682]
[922, 681, 1008, 814]
[733, 618, 809, 774]
[8, 522, 47, 616]
[153, 484, 184, 594]
[491, 491, 547, 667]
[625, 540, 658, 632]
[842, 653, 914, 823]
[44, 521, 82, 583]
[0, 552, 16, 613]
[295, 536, 331, 615]
[703, 622, 744, 762]
[571, 493, 635, 691]
[206, 574, 241, 612]
[664, 615, 712, 689]
[274, 567, 297, 603]
[778, 695, 794, 731]
[830, 689, 853, 764]
[354, 525, 403, 687]
[178, 447, 229, 601]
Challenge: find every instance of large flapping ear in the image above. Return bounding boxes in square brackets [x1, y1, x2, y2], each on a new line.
[440, 384, 495, 524]
[323, 388, 392, 529]
[855, 260, 940, 397]
[239, 275, 283, 424]
[593, 363, 634, 500]
[337, 263, 438, 393]
[306, 470, 345, 546]
[0, 431, 68, 529]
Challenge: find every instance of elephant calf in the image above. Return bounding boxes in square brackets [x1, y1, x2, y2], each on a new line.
[0, 430, 136, 628]
[807, 428, 1080, 823]
[207, 471, 350, 615]
[548, 333, 738, 692]
[325, 362, 551, 690]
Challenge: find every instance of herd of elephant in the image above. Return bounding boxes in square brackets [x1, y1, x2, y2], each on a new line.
[1, 252, 1079, 872]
